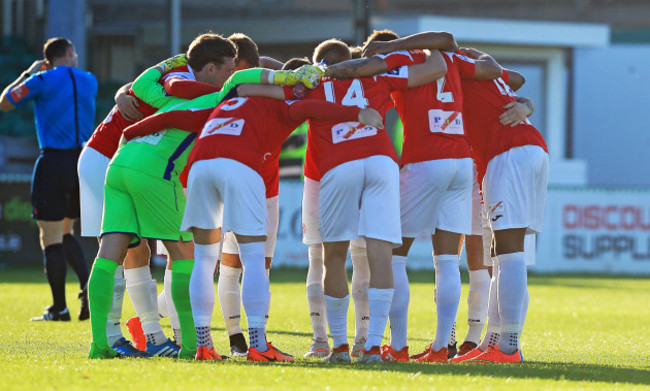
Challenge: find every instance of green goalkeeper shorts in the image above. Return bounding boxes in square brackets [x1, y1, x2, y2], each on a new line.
[101, 164, 193, 242]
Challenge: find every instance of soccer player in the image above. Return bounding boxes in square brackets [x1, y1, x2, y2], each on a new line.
[217, 57, 311, 358]
[0, 37, 97, 322]
[326, 30, 502, 362]
[452, 47, 548, 364]
[299, 40, 373, 359]
[81, 34, 237, 357]
[120, 86, 383, 362]
[243, 43, 451, 363]
[86, 47, 317, 359]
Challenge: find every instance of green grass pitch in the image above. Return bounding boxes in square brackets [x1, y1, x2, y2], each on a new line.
[0, 265, 648, 390]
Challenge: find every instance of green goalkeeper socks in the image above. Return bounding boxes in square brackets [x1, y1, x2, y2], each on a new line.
[88, 258, 119, 355]
[171, 259, 197, 359]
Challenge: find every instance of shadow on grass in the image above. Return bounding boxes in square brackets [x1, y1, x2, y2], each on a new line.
[220, 359, 650, 386]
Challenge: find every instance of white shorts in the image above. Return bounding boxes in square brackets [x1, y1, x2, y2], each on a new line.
[181, 158, 267, 236]
[482, 145, 549, 234]
[222, 196, 279, 258]
[319, 155, 401, 245]
[303, 177, 366, 248]
[400, 158, 473, 237]
[78, 146, 110, 237]
[470, 164, 485, 236]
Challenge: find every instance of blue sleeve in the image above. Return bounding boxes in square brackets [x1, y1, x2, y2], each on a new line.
[6, 73, 44, 107]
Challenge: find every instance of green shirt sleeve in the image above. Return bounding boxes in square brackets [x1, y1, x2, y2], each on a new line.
[155, 68, 266, 114]
[131, 67, 185, 109]
[214, 67, 264, 102]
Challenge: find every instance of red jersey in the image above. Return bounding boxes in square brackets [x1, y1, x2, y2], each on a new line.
[379, 50, 476, 165]
[86, 65, 195, 158]
[286, 72, 409, 178]
[461, 73, 548, 184]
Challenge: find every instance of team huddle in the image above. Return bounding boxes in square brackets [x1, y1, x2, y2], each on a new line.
[79, 29, 548, 364]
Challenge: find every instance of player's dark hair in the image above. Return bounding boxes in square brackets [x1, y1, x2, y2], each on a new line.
[43, 37, 73, 63]
[228, 33, 260, 68]
[282, 57, 311, 71]
[349, 46, 363, 59]
[364, 29, 400, 46]
[187, 33, 237, 72]
[312, 39, 351, 65]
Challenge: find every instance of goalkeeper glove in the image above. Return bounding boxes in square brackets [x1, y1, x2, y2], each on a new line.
[156, 54, 188, 73]
[294, 65, 324, 89]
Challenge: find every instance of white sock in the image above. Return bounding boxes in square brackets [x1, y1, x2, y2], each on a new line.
[164, 268, 181, 344]
[479, 259, 500, 351]
[157, 291, 168, 318]
[449, 322, 457, 346]
[350, 243, 369, 344]
[218, 264, 243, 335]
[365, 288, 394, 350]
[125, 266, 165, 342]
[239, 242, 269, 337]
[389, 255, 409, 350]
[190, 243, 219, 329]
[519, 279, 529, 350]
[266, 268, 271, 325]
[306, 243, 328, 343]
[107, 266, 125, 345]
[496, 252, 526, 355]
[466, 269, 490, 344]
[325, 294, 349, 348]
[431, 254, 461, 351]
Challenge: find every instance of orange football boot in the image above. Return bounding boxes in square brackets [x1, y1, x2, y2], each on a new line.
[415, 346, 448, 363]
[381, 345, 409, 362]
[125, 317, 147, 351]
[247, 342, 295, 362]
[466, 346, 523, 364]
[449, 346, 485, 363]
[195, 346, 226, 361]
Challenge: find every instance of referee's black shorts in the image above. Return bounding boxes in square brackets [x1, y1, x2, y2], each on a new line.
[31, 148, 82, 221]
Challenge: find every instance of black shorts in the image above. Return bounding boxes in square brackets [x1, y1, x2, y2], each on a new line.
[31, 148, 82, 221]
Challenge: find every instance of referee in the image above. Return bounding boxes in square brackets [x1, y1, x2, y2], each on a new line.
[0, 37, 98, 321]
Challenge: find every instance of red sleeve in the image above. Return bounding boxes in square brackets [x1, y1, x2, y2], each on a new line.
[453, 53, 477, 79]
[378, 50, 425, 71]
[377, 67, 410, 91]
[123, 109, 212, 140]
[164, 79, 220, 99]
[283, 85, 296, 100]
[287, 100, 361, 123]
[501, 69, 510, 83]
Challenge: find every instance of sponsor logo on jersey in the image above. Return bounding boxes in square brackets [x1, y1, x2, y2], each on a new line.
[10, 84, 29, 102]
[428, 109, 464, 135]
[200, 117, 245, 138]
[331, 122, 377, 144]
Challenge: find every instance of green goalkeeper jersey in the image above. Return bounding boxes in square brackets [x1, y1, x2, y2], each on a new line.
[110, 68, 267, 181]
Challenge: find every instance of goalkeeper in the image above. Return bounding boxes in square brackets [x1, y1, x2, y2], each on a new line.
[88, 54, 320, 359]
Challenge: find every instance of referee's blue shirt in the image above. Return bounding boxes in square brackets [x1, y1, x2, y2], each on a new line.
[6, 65, 97, 150]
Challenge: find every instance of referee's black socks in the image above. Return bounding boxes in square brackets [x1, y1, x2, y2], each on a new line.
[44, 243, 67, 311]
[63, 234, 89, 289]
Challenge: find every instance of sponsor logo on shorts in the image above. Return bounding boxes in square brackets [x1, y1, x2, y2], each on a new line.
[331, 122, 377, 144]
[200, 117, 245, 138]
[488, 201, 505, 222]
